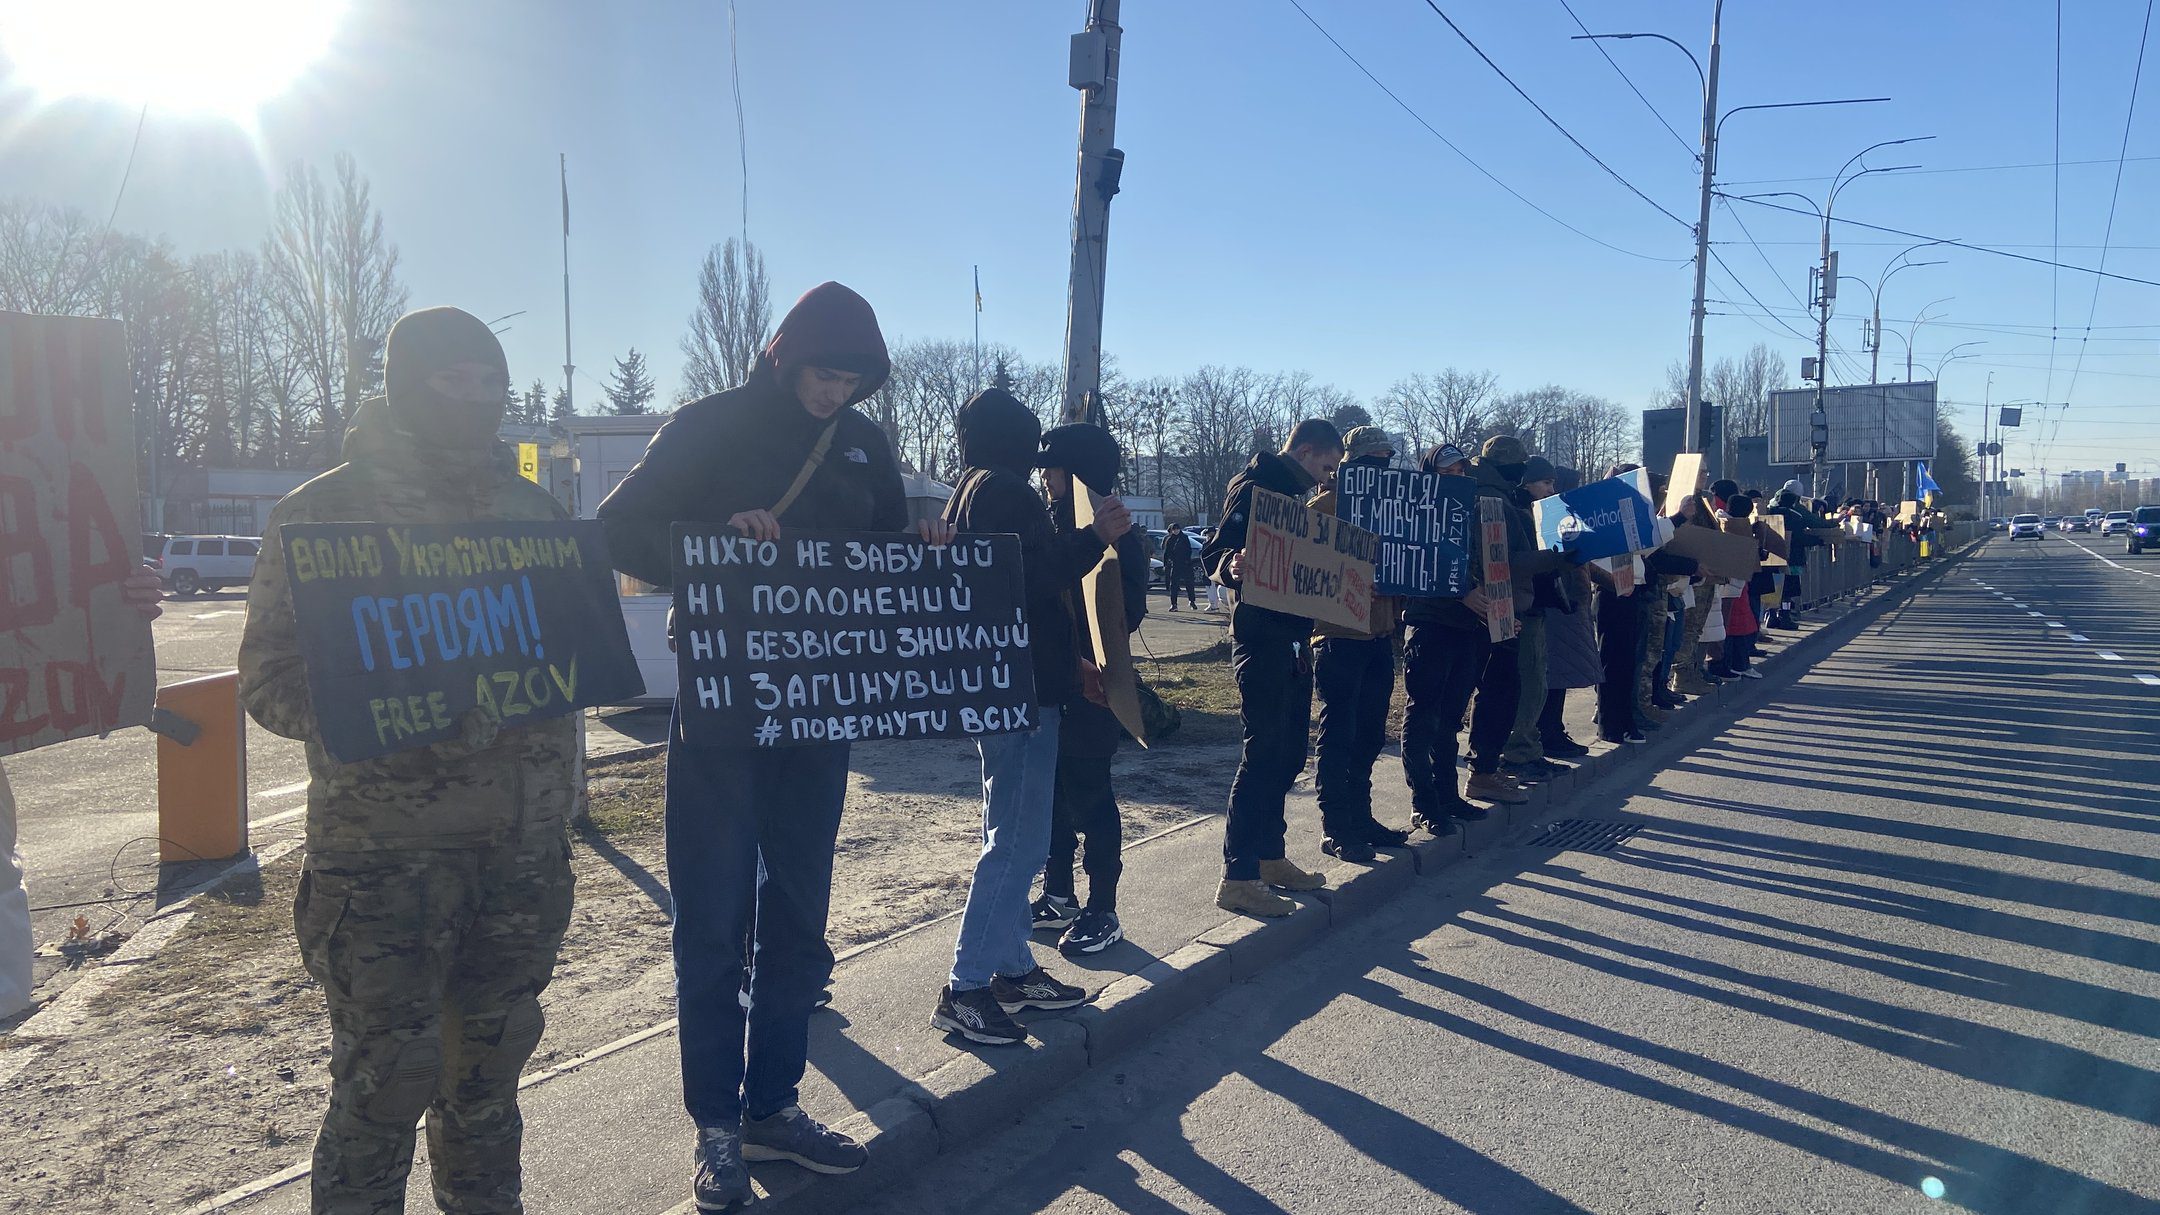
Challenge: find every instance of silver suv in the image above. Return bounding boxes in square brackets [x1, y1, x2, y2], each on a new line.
[159, 535, 261, 595]
[2008, 513, 2045, 541]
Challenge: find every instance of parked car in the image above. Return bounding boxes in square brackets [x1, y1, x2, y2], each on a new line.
[159, 534, 262, 595]
[2009, 513, 2045, 541]
[2130, 506, 2160, 555]
[2101, 511, 2133, 536]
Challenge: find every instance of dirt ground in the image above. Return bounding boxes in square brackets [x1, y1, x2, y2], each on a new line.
[0, 647, 1242, 1215]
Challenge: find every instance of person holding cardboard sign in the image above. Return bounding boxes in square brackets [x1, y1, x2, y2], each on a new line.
[239, 306, 580, 1215]
[1202, 419, 1346, 918]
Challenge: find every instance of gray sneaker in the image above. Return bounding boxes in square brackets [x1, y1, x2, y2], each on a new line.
[692, 1125, 753, 1211]
[742, 1105, 866, 1175]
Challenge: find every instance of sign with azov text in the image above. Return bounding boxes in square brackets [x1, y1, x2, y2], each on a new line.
[0, 313, 154, 755]
[280, 520, 644, 761]
[670, 527, 1035, 748]
[1334, 464, 1476, 597]
[1241, 489, 1380, 632]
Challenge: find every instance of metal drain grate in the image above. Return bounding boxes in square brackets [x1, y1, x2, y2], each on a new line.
[1522, 819, 1645, 852]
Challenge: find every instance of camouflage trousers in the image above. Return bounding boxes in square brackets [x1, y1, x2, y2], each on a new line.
[1500, 614, 1548, 765]
[295, 826, 575, 1215]
[1636, 591, 1670, 715]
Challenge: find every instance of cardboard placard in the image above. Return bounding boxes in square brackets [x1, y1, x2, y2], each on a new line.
[1663, 523, 1760, 580]
[1241, 488, 1379, 633]
[1760, 515, 1790, 560]
[1334, 464, 1476, 597]
[1664, 452, 1706, 517]
[281, 521, 644, 761]
[1593, 554, 1637, 594]
[671, 527, 1034, 747]
[0, 313, 154, 755]
[1898, 500, 1922, 524]
[1477, 497, 1517, 642]
[1076, 487, 1146, 747]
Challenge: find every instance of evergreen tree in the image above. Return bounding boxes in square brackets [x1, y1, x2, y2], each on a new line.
[604, 348, 658, 415]
[522, 379, 549, 425]
[551, 385, 574, 423]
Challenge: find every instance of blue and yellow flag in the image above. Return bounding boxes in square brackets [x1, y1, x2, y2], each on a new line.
[1915, 462, 1942, 504]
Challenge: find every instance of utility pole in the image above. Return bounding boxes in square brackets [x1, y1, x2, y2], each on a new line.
[1060, 0, 1125, 428]
[1682, 0, 1724, 456]
[1811, 228, 1835, 503]
[560, 153, 575, 416]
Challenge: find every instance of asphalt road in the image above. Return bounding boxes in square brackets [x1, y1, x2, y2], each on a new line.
[849, 537, 2160, 1215]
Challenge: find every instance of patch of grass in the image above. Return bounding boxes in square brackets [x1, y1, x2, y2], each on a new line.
[1139, 641, 1242, 743]
[88, 860, 317, 1037]
[584, 755, 665, 837]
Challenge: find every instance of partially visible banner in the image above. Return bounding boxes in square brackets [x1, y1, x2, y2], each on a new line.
[280, 520, 644, 761]
[0, 313, 154, 755]
[517, 442, 541, 484]
[1538, 469, 1659, 561]
[1077, 488, 1146, 747]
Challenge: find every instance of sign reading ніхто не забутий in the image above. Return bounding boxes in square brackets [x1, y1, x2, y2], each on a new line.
[670, 527, 1035, 748]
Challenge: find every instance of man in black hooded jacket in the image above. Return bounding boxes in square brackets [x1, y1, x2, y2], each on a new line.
[598, 282, 946, 1210]
[931, 389, 1132, 1049]
[1201, 419, 1345, 919]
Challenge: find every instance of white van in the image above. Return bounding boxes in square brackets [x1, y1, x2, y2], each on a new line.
[562, 415, 678, 704]
[159, 535, 261, 595]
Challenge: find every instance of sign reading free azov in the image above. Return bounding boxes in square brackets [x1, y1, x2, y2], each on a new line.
[280, 521, 644, 761]
[670, 526, 1035, 748]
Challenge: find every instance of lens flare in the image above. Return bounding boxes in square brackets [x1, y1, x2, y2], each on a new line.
[0, 0, 347, 120]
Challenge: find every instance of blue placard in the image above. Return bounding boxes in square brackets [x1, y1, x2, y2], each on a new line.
[1543, 469, 1658, 560]
[1335, 464, 1477, 597]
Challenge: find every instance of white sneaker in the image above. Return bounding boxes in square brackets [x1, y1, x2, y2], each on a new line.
[1740, 669, 1764, 680]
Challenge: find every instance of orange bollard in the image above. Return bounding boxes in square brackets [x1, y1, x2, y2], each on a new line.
[155, 671, 249, 864]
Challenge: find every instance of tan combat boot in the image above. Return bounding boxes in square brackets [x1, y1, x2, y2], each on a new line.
[1216, 878, 1297, 917]
[1256, 858, 1326, 891]
[1465, 771, 1531, 805]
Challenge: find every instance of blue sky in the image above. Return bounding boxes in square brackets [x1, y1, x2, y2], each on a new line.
[1, 0, 2153, 478]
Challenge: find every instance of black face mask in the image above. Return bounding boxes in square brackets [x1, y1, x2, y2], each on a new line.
[1496, 461, 1528, 485]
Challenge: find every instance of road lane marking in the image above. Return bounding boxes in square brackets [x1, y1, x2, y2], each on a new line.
[2045, 622, 2065, 628]
[193, 609, 243, 620]
[254, 779, 309, 799]
[254, 805, 308, 828]
[2069, 634, 2090, 642]
[2139, 674, 2160, 687]
[2097, 651, 2124, 661]
[2062, 537, 2160, 580]
[2027, 611, 2044, 617]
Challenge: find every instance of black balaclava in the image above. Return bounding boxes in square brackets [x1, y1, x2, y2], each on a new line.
[384, 306, 509, 450]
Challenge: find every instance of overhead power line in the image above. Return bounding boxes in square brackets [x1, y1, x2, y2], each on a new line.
[2066, 0, 2154, 403]
[1715, 153, 2160, 188]
[1553, 0, 1697, 158]
[1715, 192, 2160, 289]
[1415, 0, 1692, 229]
[1283, 0, 1685, 262]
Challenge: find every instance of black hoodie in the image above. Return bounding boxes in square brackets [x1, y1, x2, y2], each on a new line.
[1200, 450, 1318, 636]
[942, 389, 1106, 708]
[597, 282, 907, 589]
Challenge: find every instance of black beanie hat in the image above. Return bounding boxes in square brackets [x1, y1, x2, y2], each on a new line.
[1038, 423, 1123, 495]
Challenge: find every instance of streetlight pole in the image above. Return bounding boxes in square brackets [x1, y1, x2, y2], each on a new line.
[1870, 244, 1946, 384]
[1907, 297, 1954, 381]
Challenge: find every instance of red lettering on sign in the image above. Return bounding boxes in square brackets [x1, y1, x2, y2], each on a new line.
[65, 461, 128, 605]
[0, 473, 58, 632]
[0, 668, 49, 744]
[42, 660, 126, 736]
[1248, 527, 1291, 594]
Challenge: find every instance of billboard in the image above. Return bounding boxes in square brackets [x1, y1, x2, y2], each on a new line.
[1640, 404, 1723, 481]
[1768, 382, 1937, 465]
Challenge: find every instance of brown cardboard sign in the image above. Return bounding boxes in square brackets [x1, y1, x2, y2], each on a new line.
[1664, 451, 1706, 517]
[1076, 486, 1147, 747]
[1761, 514, 1791, 559]
[1242, 488, 1379, 633]
[1477, 497, 1517, 642]
[1663, 522, 1760, 580]
[0, 313, 155, 755]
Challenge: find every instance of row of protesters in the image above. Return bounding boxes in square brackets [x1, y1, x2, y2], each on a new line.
[239, 285, 1150, 1214]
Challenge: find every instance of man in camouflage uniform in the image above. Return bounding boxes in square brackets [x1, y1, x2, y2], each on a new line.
[240, 306, 576, 1215]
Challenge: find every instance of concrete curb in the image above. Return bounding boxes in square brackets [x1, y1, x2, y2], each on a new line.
[730, 545, 1976, 1214]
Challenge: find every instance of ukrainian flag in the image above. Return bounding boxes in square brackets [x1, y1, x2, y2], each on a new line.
[1916, 462, 1942, 505]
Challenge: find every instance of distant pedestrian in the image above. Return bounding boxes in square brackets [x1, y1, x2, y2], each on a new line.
[934, 390, 1130, 1045]
[1163, 522, 1200, 610]
[1308, 426, 1411, 863]
[1204, 419, 1346, 918]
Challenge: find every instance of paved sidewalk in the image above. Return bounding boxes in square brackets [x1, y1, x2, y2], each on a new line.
[198, 580, 1904, 1215]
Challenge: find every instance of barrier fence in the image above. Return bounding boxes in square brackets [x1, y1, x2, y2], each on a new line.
[1795, 521, 1983, 610]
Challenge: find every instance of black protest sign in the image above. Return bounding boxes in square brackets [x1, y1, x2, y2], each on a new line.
[670, 527, 1036, 748]
[280, 521, 644, 762]
[1335, 464, 1477, 597]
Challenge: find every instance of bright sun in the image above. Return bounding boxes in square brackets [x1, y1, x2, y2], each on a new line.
[0, 0, 347, 119]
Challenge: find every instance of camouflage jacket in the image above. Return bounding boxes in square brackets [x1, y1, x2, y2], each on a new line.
[238, 399, 579, 854]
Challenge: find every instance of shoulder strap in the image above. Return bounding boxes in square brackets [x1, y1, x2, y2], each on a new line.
[770, 420, 842, 522]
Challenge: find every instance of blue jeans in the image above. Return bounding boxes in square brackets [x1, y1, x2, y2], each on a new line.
[665, 713, 850, 1127]
[1653, 595, 1686, 688]
[950, 705, 1063, 992]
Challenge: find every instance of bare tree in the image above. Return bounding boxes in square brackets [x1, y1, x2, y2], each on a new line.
[680, 238, 772, 399]
[0, 199, 103, 314]
[260, 154, 406, 462]
[1380, 367, 1499, 459]
[1173, 365, 1268, 521]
